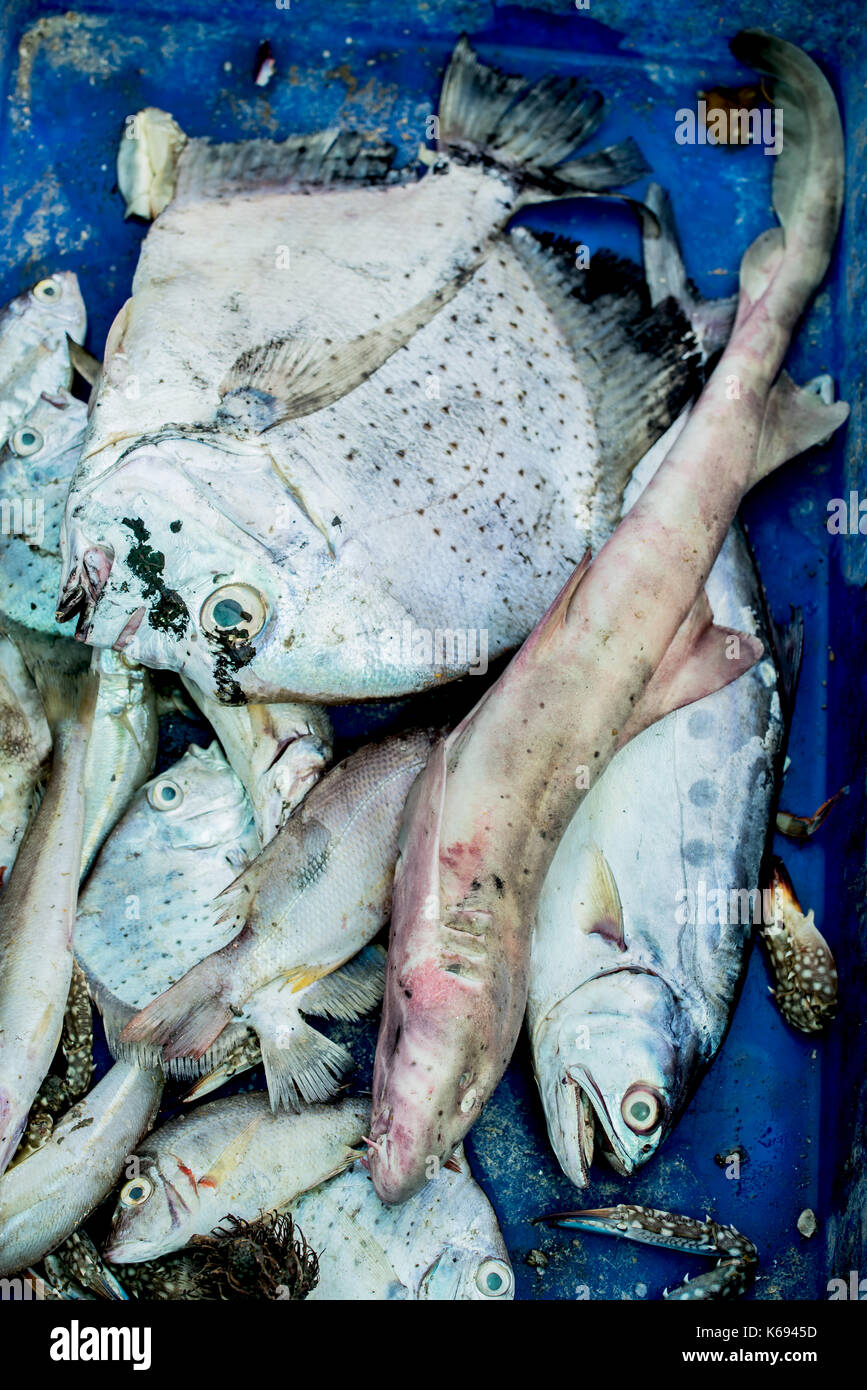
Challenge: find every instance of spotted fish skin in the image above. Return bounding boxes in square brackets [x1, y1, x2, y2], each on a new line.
[57, 41, 697, 703]
[0, 272, 85, 449]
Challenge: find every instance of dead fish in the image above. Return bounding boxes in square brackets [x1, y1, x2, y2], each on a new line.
[366, 30, 849, 1203]
[120, 730, 435, 1111]
[0, 1061, 162, 1276]
[524, 191, 804, 1188]
[180, 675, 332, 845]
[58, 39, 698, 704]
[290, 1147, 513, 1300]
[0, 631, 50, 884]
[527, 513, 795, 1186]
[74, 741, 261, 1078]
[80, 649, 158, 877]
[102, 1092, 368, 1263]
[0, 641, 99, 1176]
[0, 388, 88, 638]
[0, 273, 85, 447]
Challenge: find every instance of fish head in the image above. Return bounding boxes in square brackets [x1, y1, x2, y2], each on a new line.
[134, 741, 255, 854]
[418, 1244, 515, 1301]
[368, 743, 515, 1203]
[5, 271, 87, 350]
[416, 1148, 515, 1300]
[534, 970, 688, 1184]
[103, 1150, 193, 1263]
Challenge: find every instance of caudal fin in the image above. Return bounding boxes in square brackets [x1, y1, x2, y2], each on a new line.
[731, 31, 845, 317]
[437, 36, 647, 194]
[120, 958, 233, 1061]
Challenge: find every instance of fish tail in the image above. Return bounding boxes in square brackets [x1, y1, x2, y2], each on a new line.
[730, 31, 844, 310]
[3, 623, 96, 737]
[120, 959, 234, 1061]
[259, 1017, 354, 1113]
[437, 36, 646, 193]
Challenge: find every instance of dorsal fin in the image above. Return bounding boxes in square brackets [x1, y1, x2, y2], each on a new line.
[616, 590, 764, 748]
[573, 847, 625, 950]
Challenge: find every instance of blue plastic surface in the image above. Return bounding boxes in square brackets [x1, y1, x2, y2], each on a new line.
[1, 0, 863, 1300]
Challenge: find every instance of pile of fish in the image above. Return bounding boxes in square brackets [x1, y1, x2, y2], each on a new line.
[0, 30, 847, 1300]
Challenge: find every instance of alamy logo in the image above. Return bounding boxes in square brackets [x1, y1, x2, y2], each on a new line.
[49, 1321, 152, 1371]
[675, 101, 782, 156]
[0, 496, 44, 546]
[380, 621, 489, 676]
[827, 1271, 867, 1300]
[0, 1274, 47, 1299]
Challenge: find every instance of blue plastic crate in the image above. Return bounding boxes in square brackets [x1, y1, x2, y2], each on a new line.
[1, 0, 863, 1300]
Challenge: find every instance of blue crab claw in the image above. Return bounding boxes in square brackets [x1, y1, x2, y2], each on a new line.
[537, 1203, 758, 1300]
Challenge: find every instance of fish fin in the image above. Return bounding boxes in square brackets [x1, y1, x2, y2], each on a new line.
[2, 623, 95, 736]
[119, 957, 234, 1061]
[617, 591, 764, 747]
[66, 335, 103, 390]
[182, 1030, 261, 1102]
[509, 228, 702, 540]
[437, 35, 606, 182]
[642, 183, 737, 361]
[573, 847, 625, 949]
[95, 970, 248, 1079]
[752, 371, 849, 485]
[299, 945, 387, 1021]
[516, 551, 594, 665]
[554, 137, 650, 190]
[760, 858, 837, 1032]
[174, 127, 397, 205]
[216, 269, 476, 432]
[730, 31, 844, 300]
[199, 1114, 266, 1190]
[258, 1013, 354, 1112]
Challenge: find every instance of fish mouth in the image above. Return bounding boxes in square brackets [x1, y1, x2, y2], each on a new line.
[567, 1068, 637, 1177]
[102, 1240, 148, 1265]
[55, 541, 115, 639]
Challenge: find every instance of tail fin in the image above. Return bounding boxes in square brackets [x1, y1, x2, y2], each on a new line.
[730, 31, 845, 312]
[120, 956, 233, 1061]
[2, 623, 95, 737]
[642, 182, 737, 361]
[437, 36, 646, 193]
[259, 1015, 354, 1113]
[752, 370, 849, 487]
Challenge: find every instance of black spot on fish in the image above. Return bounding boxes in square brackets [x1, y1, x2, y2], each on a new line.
[683, 839, 713, 866]
[122, 517, 190, 639]
[169, 519, 182, 533]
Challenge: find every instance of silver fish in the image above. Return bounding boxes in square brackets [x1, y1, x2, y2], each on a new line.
[366, 30, 848, 1204]
[121, 730, 435, 1110]
[81, 649, 158, 877]
[0, 649, 98, 1176]
[75, 741, 260, 1077]
[180, 675, 332, 845]
[0, 272, 85, 448]
[0, 1062, 162, 1276]
[57, 41, 697, 703]
[291, 1148, 513, 1300]
[103, 1092, 368, 1263]
[0, 388, 87, 637]
[0, 631, 50, 884]
[527, 505, 790, 1186]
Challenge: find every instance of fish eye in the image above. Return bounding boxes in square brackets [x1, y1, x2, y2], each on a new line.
[32, 277, 62, 303]
[620, 1084, 664, 1135]
[148, 778, 183, 811]
[9, 426, 44, 457]
[119, 1176, 153, 1207]
[475, 1258, 513, 1299]
[200, 584, 268, 643]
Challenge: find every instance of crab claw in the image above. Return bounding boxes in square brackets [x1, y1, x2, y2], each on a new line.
[761, 857, 838, 1033]
[538, 1202, 758, 1300]
[56, 542, 115, 639]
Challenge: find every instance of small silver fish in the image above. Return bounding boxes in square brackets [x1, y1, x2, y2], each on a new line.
[0, 631, 50, 884]
[0, 646, 98, 1176]
[0, 273, 85, 448]
[103, 1092, 368, 1263]
[0, 1061, 162, 1276]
